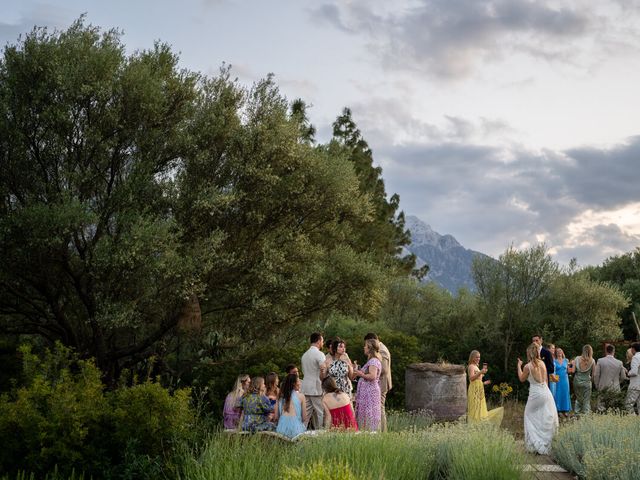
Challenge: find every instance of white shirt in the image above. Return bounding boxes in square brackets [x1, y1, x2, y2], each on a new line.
[629, 352, 640, 389]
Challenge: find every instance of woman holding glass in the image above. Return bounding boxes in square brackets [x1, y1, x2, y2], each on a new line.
[467, 350, 503, 425]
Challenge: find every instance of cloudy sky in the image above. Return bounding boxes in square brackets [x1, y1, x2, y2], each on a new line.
[3, 0, 640, 266]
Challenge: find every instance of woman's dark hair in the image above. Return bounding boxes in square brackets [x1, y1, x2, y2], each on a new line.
[265, 372, 279, 396]
[279, 373, 299, 412]
[331, 338, 345, 356]
[322, 376, 342, 394]
[364, 332, 378, 341]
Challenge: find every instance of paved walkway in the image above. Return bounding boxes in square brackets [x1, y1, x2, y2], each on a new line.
[523, 453, 576, 479]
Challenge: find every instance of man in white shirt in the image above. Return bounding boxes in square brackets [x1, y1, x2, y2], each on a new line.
[300, 332, 326, 429]
[625, 342, 640, 414]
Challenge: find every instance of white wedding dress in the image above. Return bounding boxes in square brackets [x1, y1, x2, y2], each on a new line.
[524, 366, 559, 455]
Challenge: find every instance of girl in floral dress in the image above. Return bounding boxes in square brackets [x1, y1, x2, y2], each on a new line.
[239, 376, 276, 432]
[354, 338, 382, 431]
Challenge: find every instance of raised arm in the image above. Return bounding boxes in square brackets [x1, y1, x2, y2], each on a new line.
[517, 358, 529, 382]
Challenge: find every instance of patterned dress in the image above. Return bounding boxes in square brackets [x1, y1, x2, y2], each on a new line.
[355, 358, 382, 431]
[240, 393, 276, 432]
[467, 366, 503, 425]
[328, 358, 353, 398]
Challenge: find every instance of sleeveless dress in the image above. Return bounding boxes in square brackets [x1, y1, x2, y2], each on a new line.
[276, 394, 306, 439]
[223, 392, 242, 429]
[328, 358, 353, 398]
[467, 366, 503, 425]
[524, 366, 559, 454]
[573, 356, 594, 414]
[355, 358, 382, 431]
[552, 359, 571, 412]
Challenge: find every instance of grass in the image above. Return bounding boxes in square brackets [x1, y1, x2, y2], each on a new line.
[177, 418, 527, 480]
[552, 413, 640, 479]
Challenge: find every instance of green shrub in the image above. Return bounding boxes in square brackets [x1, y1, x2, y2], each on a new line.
[282, 462, 359, 480]
[177, 422, 526, 480]
[0, 344, 110, 475]
[0, 343, 195, 479]
[552, 413, 640, 479]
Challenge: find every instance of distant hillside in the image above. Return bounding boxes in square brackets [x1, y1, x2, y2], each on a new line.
[404, 215, 490, 293]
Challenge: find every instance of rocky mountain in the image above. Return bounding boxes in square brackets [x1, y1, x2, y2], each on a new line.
[404, 215, 490, 294]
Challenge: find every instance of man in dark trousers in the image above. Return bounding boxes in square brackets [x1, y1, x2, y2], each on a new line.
[532, 334, 554, 386]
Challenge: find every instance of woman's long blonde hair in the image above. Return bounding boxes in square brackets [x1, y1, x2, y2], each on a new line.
[526, 343, 543, 371]
[365, 338, 382, 361]
[468, 350, 480, 365]
[230, 374, 249, 404]
[579, 344, 593, 370]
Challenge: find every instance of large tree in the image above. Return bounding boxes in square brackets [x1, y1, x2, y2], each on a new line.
[0, 20, 411, 380]
[472, 244, 559, 371]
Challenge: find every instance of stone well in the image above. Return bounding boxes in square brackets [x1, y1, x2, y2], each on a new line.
[405, 362, 467, 421]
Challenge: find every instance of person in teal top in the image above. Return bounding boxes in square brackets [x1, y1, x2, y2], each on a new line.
[572, 345, 595, 415]
[275, 373, 307, 439]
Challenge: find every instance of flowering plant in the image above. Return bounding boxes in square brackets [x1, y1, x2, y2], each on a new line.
[492, 382, 513, 405]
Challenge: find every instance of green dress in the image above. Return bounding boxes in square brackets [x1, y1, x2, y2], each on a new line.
[573, 357, 594, 414]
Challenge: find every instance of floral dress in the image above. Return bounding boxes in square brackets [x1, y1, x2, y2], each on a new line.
[355, 358, 382, 431]
[328, 358, 353, 398]
[240, 393, 276, 432]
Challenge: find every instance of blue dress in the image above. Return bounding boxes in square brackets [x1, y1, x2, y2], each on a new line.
[276, 393, 306, 439]
[552, 358, 571, 412]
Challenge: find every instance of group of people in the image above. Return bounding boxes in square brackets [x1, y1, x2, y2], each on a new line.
[222, 332, 392, 439]
[468, 334, 640, 455]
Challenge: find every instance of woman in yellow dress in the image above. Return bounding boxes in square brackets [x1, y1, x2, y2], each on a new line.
[467, 350, 504, 425]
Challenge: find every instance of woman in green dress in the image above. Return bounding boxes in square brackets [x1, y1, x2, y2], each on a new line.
[572, 345, 595, 415]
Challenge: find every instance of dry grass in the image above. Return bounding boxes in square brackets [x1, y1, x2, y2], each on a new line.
[495, 399, 525, 440]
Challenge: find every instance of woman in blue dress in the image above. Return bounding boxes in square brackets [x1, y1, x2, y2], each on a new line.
[275, 373, 307, 439]
[553, 347, 571, 417]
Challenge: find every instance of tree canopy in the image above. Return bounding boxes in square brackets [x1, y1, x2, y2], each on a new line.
[0, 20, 413, 380]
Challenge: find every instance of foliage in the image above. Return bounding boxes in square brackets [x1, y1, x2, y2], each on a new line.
[282, 462, 359, 480]
[552, 413, 640, 479]
[0, 343, 194, 479]
[0, 19, 412, 383]
[473, 244, 559, 371]
[177, 422, 526, 480]
[586, 247, 640, 339]
[540, 270, 627, 355]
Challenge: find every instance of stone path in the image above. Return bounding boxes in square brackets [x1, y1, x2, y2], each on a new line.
[523, 453, 576, 479]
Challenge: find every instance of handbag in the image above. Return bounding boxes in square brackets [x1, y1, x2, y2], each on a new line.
[549, 374, 559, 383]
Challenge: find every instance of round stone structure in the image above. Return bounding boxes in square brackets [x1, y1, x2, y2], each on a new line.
[405, 362, 467, 421]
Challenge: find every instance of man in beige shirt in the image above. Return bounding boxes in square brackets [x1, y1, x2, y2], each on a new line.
[365, 332, 392, 431]
[300, 332, 326, 429]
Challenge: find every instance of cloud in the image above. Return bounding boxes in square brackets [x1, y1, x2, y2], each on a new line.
[312, 0, 631, 79]
[372, 132, 640, 266]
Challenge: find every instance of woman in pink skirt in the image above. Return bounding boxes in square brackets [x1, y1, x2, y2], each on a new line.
[354, 338, 382, 431]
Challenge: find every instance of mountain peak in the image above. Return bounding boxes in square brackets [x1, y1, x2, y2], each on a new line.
[405, 215, 488, 293]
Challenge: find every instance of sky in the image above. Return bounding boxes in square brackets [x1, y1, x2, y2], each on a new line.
[2, 0, 640, 267]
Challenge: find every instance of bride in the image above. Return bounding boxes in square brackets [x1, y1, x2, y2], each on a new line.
[517, 343, 559, 455]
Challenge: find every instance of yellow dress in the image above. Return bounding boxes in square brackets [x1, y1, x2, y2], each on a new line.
[467, 366, 504, 425]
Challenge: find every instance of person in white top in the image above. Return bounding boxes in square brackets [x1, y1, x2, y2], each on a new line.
[625, 342, 640, 414]
[300, 332, 326, 429]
